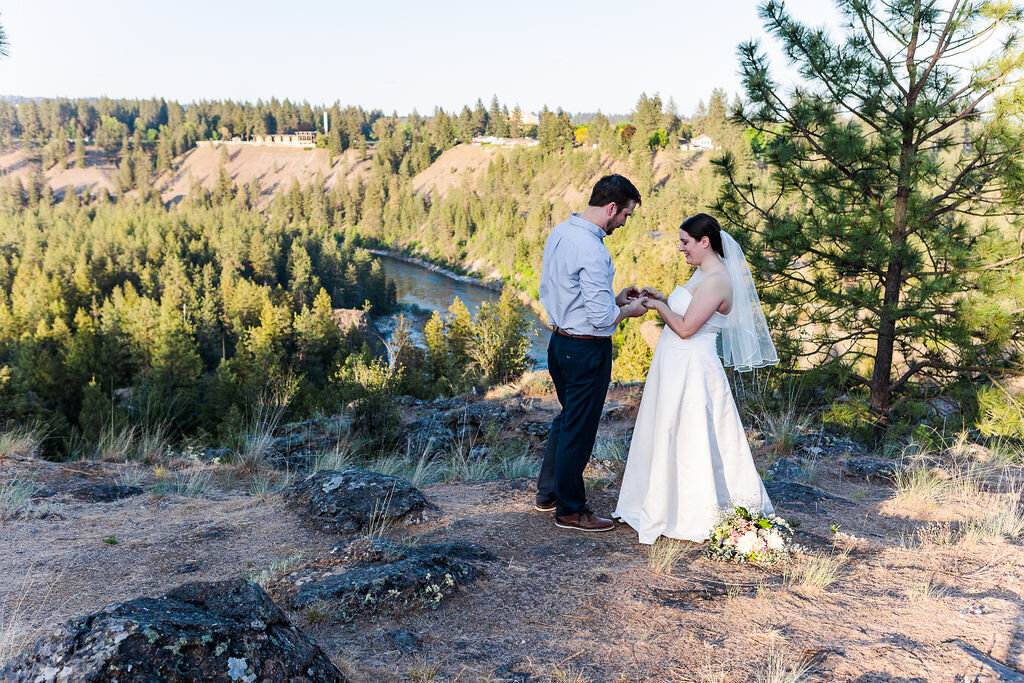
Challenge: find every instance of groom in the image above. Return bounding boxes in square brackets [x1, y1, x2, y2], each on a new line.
[535, 174, 646, 532]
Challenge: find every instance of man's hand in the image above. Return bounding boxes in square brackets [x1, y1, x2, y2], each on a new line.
[616, 286, 641, 306]
[621, 299, 647, 318]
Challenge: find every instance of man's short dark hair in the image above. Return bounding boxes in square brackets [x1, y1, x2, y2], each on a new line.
[588, 174, 641, 208]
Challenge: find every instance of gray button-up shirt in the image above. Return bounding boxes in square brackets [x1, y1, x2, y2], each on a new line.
[539, 213, 620, 337]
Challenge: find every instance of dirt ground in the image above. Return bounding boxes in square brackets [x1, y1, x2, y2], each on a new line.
[2, 397, 1023, 682]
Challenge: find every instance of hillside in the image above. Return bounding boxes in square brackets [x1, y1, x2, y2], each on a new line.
[0, 146, 117, 197]
[0, 141, 713, 211]
[2, 379, 1023, 680]
[158, 143, 373, 207]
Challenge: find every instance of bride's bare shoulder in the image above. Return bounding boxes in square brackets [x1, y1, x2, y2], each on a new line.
[702, 269, 732, 292]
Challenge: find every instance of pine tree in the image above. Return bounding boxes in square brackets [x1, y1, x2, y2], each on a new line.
[715, 0, 1024, 420]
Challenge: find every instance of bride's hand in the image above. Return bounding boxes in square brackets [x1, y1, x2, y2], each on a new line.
[640, 286, 666, 302]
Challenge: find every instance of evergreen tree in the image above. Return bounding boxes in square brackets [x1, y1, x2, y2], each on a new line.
[715, 0, 1024, 420]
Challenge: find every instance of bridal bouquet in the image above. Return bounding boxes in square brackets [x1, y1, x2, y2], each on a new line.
[704, 506, 794, 565]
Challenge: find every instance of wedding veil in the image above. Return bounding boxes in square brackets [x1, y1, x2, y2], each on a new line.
[718, 231, 779, 372]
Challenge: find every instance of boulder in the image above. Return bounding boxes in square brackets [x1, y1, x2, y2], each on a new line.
[388, 630, 421, 654]
[0, 578, 344, 682]
[766, 480, 848, 509]
[843, 458, 897, 481]
[766, 457, 806, 482]
[796, 432, 862, 458]
[602, 403, 637, 421]
[440, 401, 512, 430]
[515, 421, 551, 439]
[285, 469, 433, 534]
[332, 307, 381, 355]
[394, 417, 455, 458]
[274, 537, 494, 619]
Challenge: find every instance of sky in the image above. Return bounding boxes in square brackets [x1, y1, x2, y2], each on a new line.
[0, 1, 845, 117]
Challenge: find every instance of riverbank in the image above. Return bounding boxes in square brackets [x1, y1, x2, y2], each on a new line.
[369, 248, 551, 332]
[372, 253, 550, 367]
[368, 249, 503, 293]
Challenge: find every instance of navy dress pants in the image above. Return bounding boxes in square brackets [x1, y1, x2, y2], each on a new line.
[536, 332, 612, 517]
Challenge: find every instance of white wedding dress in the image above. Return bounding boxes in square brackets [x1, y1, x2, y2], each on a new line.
[613, 282, 774, 544]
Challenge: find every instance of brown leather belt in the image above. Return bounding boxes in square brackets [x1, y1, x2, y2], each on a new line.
[553, 327, 600, 340]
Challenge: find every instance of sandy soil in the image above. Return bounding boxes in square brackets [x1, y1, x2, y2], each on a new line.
[409, 145, 710, 207]
[1, 392, 1022, 682]
[158, 143, 372, 208]
[0, 147, 117, 197]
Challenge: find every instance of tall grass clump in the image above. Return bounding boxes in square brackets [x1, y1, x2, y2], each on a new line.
[647, 537, 687, 574]
[235, 382, 296, 474]
[0, 481, 39, 521]
[753, 644, 813, 683]
[962, 487, 1024, 543]
[892, 453, 951, 504]
[0, 424, 45, 459]
[785, 552, 848, 591]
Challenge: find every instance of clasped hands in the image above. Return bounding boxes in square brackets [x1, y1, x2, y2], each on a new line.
[616, 285, 668, 318]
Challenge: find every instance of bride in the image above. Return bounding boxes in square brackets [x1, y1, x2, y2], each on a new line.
[613, 213, 779, 544]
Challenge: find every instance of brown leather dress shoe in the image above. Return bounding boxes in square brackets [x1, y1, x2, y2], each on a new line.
[554, 510, 615, 532]
[534, 499, 557, 513]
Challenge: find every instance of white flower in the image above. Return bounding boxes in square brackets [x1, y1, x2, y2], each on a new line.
[764, 530, 786, 551]
[735, 531, 759, 555]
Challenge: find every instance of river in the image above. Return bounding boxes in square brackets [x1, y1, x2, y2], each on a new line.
[375, 254, 550, 369]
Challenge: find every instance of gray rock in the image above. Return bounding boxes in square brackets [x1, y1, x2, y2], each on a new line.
[277, 537, 494, 618]
[285, 469, 433, 534]
[843, 458, 897, 481]
[440, 402, 512, 430]
[602, 404, 636, 421]
[70, 483, 144, 502]
[795, 432, 861, 458]
[0, 578, 345, 682]
[395, 417, 454, 458]
[515, 421, 551, 439]
[767, 457, 806, 482]
[766, 480, 848, 509]
[388, 630, 421, 653]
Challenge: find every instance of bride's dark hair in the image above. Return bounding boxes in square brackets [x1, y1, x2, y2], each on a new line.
[680, 213, 725, 258]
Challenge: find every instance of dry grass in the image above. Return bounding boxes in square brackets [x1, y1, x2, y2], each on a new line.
[647, 537, 688, 574]
[0, 424, 45, 459]
[309, 441, 355, 473]
[754, 397, 812, 456]
[246, 552, 306, 590]
[406, 660, 441, 682]
[961, 488, 1024, 543]
[0, 481, 38, 521]
[235, 384, 295, 475]
[904, 575, 948, 602]
[0, 559, 69, 669]
[753, 643, 813, 683]
[3, 390, 1024, 681]
[785, 551, 848, 591]
[151, 467, 215, 498]
[592, 437, 628, 462]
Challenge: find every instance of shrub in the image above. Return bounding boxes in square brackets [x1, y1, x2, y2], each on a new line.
[611, 318, 653, 382]
[337, 355, 403, 445]
[469, 288, 533, 386]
